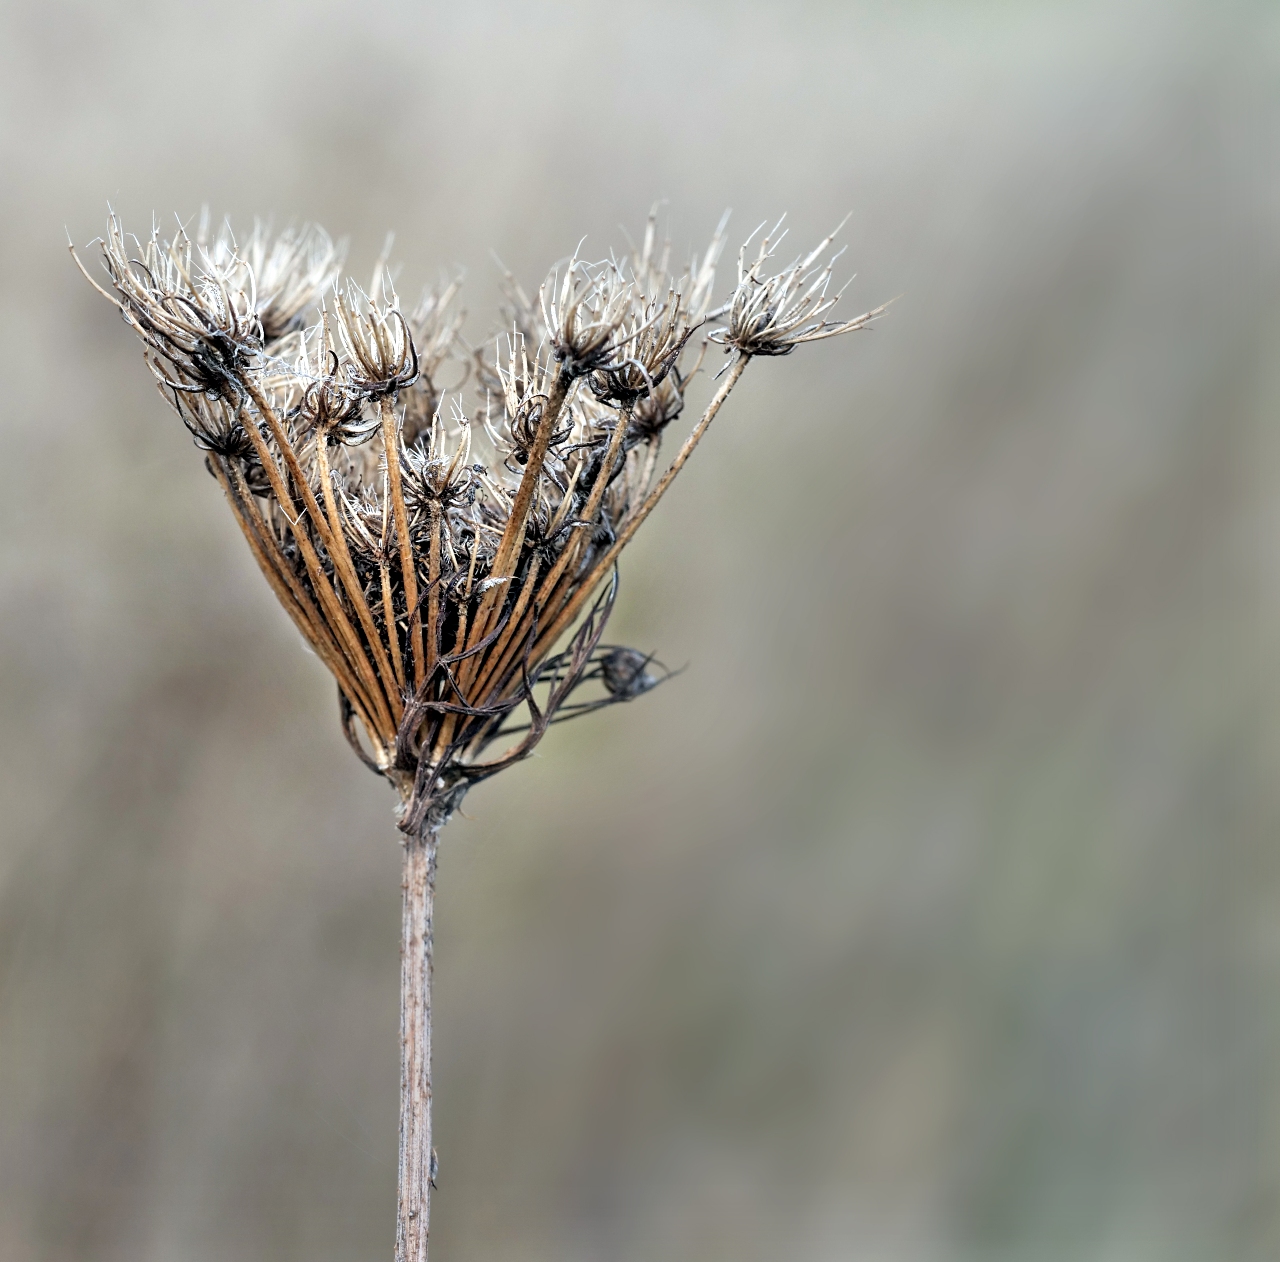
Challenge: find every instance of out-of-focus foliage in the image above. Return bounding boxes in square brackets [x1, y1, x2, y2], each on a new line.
[2, 2, 1279, 1259]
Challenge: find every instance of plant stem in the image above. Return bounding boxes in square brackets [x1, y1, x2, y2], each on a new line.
[397, 826, 438, 1262]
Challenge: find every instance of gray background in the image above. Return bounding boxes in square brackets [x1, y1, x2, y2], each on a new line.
[2, 1, 1279, 1258]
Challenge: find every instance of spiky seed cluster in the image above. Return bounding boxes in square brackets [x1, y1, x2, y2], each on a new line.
[76, 207, 880, 835]
[712, 215, 890, 357]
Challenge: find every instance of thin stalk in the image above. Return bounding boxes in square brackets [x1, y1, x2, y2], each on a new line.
[489, 368, 569, 581]
[314, 436, 404, 721]
[381, 398, 425, 689]
[381, 557, 406, 689]
[426, 502, 442, 678]
[533, 355, 750, 662]
[524, 404, 633, 644]
[461, 367, 571, 679]
[397, 827, 438, 1262]
[239, 383, 398, 743]
[458, 556, 542, 724]
[218, 457, 384, 746]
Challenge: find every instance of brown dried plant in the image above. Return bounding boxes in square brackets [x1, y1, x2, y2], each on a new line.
[74, 206, 884, 1262]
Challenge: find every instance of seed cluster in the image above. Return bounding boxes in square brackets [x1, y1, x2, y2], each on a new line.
[76, 209, 883, 835]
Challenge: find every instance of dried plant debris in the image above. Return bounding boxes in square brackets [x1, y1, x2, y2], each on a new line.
[74, 206, 883, 836]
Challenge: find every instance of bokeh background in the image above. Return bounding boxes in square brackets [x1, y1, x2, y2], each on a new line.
[2, 1, 1279, 1258]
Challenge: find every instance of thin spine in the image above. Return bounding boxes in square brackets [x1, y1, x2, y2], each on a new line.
[223, 439, 386, 735]
[459, 554, 543, 723]
[463, 366, 570, 662]
[529, 404, 633, 631]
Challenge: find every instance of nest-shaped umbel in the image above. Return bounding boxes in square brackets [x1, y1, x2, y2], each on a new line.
[74, 209, 883, 836]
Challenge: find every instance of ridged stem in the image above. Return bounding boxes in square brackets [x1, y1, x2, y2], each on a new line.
[396, 826, 438, 1262]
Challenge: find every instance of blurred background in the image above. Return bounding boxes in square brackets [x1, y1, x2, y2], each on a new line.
[2, 0, 1278, 1258]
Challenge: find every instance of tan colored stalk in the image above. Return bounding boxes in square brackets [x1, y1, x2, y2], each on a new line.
[426, 533, 485, 762]
[381, 556, 406, 689]
[457, 555, 542, 723]
[314, 436, 404, 721]
[223, 457, 384, 730]
[381, 398, 425, 689]
[532, 354, 750, 663]
[425, 503, 442, 677]
[461, 368, 571, 672]
[490, 369, 570, 580]
[215, 460, 383, 748]
[523, 404, 633, 641]
[240, 383, 397, 741]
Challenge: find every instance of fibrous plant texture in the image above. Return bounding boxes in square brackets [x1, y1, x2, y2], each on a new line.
[75, 207, 883, 1262]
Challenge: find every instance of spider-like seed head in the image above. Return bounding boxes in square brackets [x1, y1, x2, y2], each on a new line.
[158, 369, 257, 460]
[91, 213, 264, 400]
[400, 404, 479, 525]
[539, 252, 640, 378]
[292, 328, 381, 446]
[76, 207, 881, 836]
[625, 354, 700, 446]
[202, 219, 344, 345]
[494, 333, 570, 467]
[332, 276, 420, 397]
[713, 215, 887, 358]
[587, 288, 696, 407]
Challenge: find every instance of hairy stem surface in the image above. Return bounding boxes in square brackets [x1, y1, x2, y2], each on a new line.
[397, 828, 438, 1262]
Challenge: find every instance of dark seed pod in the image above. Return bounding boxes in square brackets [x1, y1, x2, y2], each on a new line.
[600, 647, 659, 699]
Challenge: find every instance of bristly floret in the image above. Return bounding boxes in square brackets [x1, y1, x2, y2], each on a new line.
[711, 215, 888, 358]
[540, 251, 651, 379]
[332, 276, 420, 398]
[291, 326, 381, 446]
[201, 218, 344, 345]
[402, 278, 465, 447]
[84, 213, 265, 400]
[75, 207, 882, 836]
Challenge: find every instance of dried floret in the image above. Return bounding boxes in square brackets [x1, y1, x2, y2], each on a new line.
[713, 216, 887, 357]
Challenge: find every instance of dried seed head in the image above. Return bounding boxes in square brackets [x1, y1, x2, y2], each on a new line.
[91, 213, 264, 400]
[402, 277, 466, 446]
[587, 288, 695, 407]
[158, 370, 257, 460]
[76, 206, 883, 834]
[332, 276, 420, 397]
[400, 404, 479, 521]
[494, 334, 569, 467]
[540, 252, 637, 378]
[713, 216, 886, 358]
[600, 646, 660, 699]
[292, 328, 380, 445]
[202, 219, 344, 344]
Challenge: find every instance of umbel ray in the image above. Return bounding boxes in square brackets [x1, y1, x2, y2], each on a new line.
[74, 204, 885, 1262]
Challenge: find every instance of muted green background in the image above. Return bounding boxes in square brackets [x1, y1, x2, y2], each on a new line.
[2, 1, 1278, 1258]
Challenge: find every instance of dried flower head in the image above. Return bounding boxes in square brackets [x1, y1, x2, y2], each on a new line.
[333, 276, 420, 397]
[74, 207, 881, 837]
[712, 215, 888, 358]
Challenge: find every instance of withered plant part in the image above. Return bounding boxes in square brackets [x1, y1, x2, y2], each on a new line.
[74, 205, 882, 1262]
